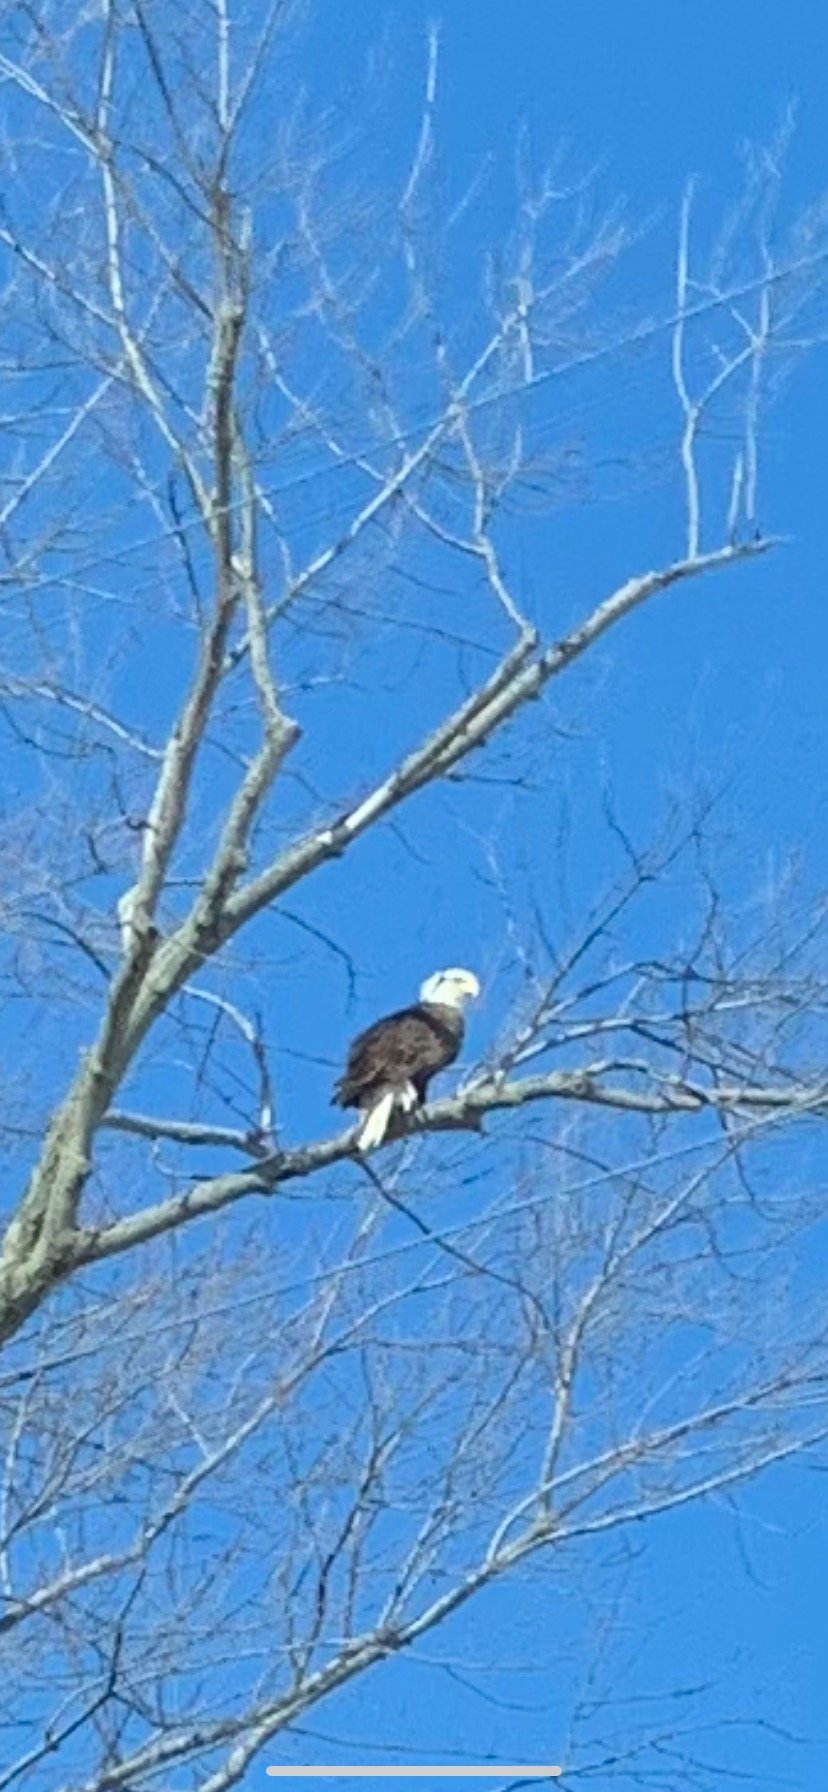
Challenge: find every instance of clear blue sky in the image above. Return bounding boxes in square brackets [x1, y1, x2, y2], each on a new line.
[256, 3, 828, 1787]
[4, 1, 828, 1786]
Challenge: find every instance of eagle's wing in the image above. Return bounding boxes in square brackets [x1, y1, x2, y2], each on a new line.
[333, 1009, 413, 1106]
[333, 1006, 463, 1109]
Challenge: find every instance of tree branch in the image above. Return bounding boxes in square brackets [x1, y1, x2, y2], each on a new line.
[75, 1051, 826, 1268]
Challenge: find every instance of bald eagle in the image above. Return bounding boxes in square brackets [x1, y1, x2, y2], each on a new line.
[333, 967, 480, 1152]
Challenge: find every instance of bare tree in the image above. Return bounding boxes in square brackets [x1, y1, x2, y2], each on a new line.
[0, 4, 826, 1787]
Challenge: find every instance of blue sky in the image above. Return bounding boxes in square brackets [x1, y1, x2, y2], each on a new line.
[255, 0, 828, 1100]
[3, 0, 828, 1787]
[255, 3, 828, 1786]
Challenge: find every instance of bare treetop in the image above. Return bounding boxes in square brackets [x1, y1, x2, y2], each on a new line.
[0, 5, 826, 1789]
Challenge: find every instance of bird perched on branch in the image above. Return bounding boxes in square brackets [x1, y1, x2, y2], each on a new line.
[333, 968, 480, 1152]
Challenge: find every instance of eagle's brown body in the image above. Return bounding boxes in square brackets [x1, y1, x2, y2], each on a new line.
[333, 968, 479, 1152]
[333, 1001, 464, 1113]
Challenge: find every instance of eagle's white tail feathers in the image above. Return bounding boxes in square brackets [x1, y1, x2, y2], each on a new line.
[356, 1090, 396, 1153]
[356, 1082, 418, 1153]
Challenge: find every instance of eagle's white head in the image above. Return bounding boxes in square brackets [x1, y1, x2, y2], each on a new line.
[419, 967, 481, 1010]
